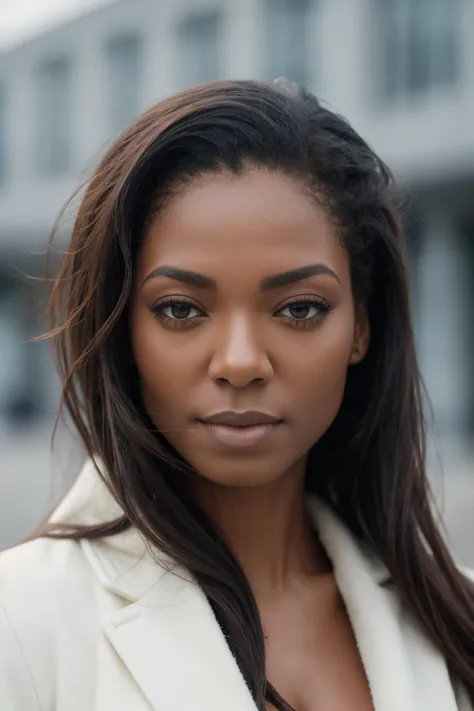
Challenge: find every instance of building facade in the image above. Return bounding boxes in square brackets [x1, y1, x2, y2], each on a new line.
[0, 0, 473, 547]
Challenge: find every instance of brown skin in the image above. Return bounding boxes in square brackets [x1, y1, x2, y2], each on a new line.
[130, 168, 373, 710]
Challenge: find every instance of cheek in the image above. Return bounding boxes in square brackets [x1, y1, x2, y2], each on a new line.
[130, 316, 190, 425]
[286, 313, 355, 435]
[287, 306, 354, 379]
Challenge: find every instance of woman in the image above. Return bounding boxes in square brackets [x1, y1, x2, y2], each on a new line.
[0, 79, 473, 711]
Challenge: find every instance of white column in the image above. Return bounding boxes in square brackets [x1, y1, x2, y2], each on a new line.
[414, 208, 471, 461]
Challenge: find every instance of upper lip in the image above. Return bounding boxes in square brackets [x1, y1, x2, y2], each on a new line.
[199, 411, 282, 427]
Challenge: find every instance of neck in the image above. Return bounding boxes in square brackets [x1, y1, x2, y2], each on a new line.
[192, 462, 331, 599]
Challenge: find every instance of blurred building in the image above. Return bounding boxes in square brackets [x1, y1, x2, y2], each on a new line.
[0, 0, 473, 551]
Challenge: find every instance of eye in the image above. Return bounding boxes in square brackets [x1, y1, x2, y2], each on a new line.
[275, 297, 333, 328]
[279, 302, 321, 320]
[149, 297, 205, 328]
[160, 302, 201, 320]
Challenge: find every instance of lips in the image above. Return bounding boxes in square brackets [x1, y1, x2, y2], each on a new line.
[195, 411, 284, 449]
[196, 411, 283, 449]
[198, 411, 282, 427]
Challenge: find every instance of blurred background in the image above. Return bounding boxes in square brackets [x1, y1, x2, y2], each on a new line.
[0, 0, 473, 561]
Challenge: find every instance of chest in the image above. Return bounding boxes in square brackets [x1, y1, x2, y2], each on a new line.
[261, 583, 374, 711]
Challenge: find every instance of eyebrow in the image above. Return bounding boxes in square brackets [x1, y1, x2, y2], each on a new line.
[142, 266, 216, 289]
[261, 263, 341, 290]
[142, 262, 341, 290]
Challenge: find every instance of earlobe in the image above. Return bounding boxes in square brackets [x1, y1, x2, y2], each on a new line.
[350, 310, 370, 365]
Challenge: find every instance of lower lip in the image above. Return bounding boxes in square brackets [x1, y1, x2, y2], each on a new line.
[199, 422, 280, 448]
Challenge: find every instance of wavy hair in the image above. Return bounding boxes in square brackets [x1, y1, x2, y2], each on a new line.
[43, 80, 474, 710]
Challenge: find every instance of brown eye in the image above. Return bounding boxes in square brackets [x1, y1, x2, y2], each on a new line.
[275, 297, 334, 328]
[279, 302, 324, 320]
[287, 303, 314, 319]
[165, 303, 197, 320]
[149, 298, 203, 323]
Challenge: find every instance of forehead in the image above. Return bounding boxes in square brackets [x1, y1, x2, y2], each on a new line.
[137, 169, 348, 280]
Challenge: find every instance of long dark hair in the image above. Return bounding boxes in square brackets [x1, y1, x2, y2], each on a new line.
[44, 79, 474, 710]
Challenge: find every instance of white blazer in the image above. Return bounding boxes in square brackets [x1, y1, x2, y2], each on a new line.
[0, 461, 472, 711]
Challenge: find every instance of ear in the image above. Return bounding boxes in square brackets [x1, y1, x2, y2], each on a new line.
[349, 307, 370, 365]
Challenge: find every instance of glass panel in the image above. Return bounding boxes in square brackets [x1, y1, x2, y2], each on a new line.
[0, 276, 26, 423]
[35, 56, 72, 175]
[265, 0, 312, 86]
[429, 0, 459, 84]
[106, 34, 142, 136]
[463, 223, 474, 435]
[375, 0, 408, 98]
[406, 0, 431, 92]
[376, 0, 459, 98]
[0, 81, 5, 184]
[178, 12, 221, 88]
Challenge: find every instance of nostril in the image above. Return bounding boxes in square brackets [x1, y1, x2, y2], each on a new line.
[214, 376, 267, 388]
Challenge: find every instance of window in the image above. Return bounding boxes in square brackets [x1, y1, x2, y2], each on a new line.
[106, 34, 142, 136]
[178, 12, 221, 88]
[35, 56, 72, 175]
[265, 0, 312, 86]
[463, 223, 474, 436]
[0, 81, 5, 184]
[376, 0, 459, 98]
[0, 273, 49, 428]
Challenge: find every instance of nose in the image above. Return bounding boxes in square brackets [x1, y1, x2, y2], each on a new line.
[208, 313, 274, 388]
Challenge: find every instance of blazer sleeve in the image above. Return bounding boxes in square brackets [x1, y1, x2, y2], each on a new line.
[0, 599, 43, 711]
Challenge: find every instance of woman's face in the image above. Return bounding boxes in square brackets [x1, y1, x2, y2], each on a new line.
[130, 168, 369, 487]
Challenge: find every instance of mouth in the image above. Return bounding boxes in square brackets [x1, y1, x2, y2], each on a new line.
[198, 410, 283, 427]
[195, 411, 284, 448]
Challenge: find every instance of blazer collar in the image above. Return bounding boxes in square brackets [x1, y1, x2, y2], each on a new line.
[51, 461, 459, 711]
[51, 460, 391, 599]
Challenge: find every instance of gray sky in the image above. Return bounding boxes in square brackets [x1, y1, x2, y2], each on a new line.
[0, 0, 111, 47]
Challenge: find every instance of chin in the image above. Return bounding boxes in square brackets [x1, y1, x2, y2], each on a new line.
[190, 457, 297, 489]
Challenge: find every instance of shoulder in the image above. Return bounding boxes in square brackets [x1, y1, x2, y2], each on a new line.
[0, 536, 97, 710]
[1, 534, 95, 612]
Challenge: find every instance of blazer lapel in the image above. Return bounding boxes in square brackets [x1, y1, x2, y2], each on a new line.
[97, 545, 258, 711]
[309, 498, 461, 711]
[53, 463, 257, 710]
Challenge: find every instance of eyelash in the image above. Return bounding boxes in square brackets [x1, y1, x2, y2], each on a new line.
[149, 295, 334, 330]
